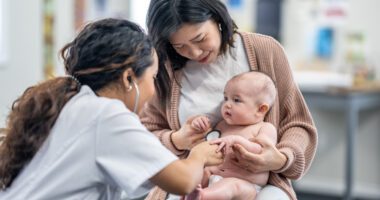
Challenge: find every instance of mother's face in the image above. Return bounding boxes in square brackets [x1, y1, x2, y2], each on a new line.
[169, 20, 222, 64]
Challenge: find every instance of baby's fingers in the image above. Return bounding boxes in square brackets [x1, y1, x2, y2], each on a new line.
[216, 142, 226, 152]
[191, 120, 202, 131]
[200, 117, 210, 130]
[209, 139, 222, 145]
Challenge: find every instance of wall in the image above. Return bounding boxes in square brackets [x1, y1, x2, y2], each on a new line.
[0, 0, 132, 127]
[282, 0, 380, 77]
[54, 0, 75, 75]
[223, 0, 257, 32]
[0, 0, 43, 127]
[347, 0, 380, 78]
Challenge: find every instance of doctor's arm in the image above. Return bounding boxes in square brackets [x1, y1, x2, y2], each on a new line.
[150, 141, 223, 194]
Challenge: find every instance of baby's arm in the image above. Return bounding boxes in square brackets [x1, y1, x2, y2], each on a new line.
[191, 115, 211, 132]
[256, 122, 277, 146]
[211, 135, 262, 154]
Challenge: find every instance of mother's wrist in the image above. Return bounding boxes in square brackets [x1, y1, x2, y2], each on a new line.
[272, 149, 291, 173]
[274, 152, 287, 171]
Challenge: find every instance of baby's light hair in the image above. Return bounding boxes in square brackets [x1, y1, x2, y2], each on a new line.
[227, 71, 277, 107]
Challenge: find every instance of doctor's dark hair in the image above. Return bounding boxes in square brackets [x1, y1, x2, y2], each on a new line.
[147, 0, 238, 103]
[0, 18, 155, 189]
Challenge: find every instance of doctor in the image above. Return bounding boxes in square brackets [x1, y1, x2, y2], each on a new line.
[0, 18, 223, 200]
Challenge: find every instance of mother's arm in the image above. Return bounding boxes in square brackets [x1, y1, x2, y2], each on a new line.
[231, 122, 285, 173]
[270, 38, 318, 179]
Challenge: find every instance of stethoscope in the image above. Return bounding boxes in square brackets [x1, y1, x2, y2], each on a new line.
[205, 129, 221, 141]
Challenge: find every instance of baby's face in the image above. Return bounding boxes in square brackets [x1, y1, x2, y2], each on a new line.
[221, 80, 262, 125]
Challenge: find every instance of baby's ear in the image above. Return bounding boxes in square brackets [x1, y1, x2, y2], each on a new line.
[258, 104, 269, 114]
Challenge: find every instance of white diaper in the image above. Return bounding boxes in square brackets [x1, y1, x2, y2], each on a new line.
[208, 175, 223, 185]
[255, 185, 262, 193]
[209, 175, 262, 194]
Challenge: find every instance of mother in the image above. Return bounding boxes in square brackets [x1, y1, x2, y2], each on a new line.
[140, 0, 317, 199]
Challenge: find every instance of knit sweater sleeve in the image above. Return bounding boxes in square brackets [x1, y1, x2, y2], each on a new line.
[139, 95, 187, 156]
[268, 38, 318, 179]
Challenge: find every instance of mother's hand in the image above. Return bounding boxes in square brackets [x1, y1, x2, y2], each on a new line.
[231, 137, 287, 173]
[171, 115, 211, 150]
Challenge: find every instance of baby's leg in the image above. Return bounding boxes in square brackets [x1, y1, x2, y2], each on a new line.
[184, 184, 202, 200]
[184, 175, 224, 200]
[185, 167, 223, 200]
[202, 177, 257, 200]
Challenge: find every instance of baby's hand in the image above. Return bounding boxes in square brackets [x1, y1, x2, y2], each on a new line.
[191, 116, 211, 132]
[209, 135, 242, 154]
[209, 138, 227, 154]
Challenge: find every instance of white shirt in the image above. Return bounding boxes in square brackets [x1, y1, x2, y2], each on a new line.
[178, 34, 250, 127]
[0, 86, 177, 200]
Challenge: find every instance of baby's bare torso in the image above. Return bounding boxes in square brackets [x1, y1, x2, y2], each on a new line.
[210, 121, 269, 186]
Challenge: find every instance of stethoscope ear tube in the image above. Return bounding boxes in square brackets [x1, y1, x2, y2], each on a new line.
[132, 80, 139, 113]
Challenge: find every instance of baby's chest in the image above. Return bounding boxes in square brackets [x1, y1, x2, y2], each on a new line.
[219, 125, 260, 139]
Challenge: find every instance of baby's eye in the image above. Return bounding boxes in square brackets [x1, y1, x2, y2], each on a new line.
[223, 96, 228, 101]
[233, 98, 241, 103]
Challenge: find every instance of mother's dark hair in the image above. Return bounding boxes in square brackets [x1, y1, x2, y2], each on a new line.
[0, 18, 155, 189]
[147, 0, 238, 102]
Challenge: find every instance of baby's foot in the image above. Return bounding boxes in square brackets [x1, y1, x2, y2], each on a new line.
[184, 184, 202, 200]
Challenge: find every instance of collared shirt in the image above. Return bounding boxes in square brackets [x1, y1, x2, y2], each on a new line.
[0, 85, 177, 200]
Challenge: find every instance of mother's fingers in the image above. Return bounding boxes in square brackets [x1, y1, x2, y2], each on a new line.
[232, 144, 258, 161]
[251, 136, 272, 148]
[231, 144, 268, 172]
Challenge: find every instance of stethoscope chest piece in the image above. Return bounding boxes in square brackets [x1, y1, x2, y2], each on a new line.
[206, 130, 221, 141]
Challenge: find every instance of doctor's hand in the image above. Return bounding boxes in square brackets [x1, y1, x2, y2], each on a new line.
[231, 137, 287, 173]
[171, 115, 211, 150]
[190, 141, 224, 167]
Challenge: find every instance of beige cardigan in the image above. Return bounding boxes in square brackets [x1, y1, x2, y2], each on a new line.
[140, 32, 318, 200]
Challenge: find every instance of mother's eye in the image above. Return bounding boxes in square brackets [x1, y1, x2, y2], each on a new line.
[194, 37, 205, 43]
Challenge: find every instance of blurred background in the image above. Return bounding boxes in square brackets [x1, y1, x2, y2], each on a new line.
[0, 0, 379, 199]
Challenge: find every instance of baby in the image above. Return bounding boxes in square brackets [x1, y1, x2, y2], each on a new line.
[187, 71, 278, 200]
